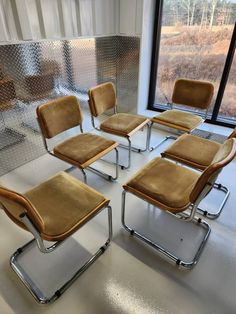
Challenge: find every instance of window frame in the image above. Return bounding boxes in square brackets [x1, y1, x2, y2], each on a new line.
[147, 1, 236, 129]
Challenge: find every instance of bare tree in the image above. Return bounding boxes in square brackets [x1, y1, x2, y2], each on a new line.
[209, 0, 218, 27]
[181, 0, 191, 25]
[190, 0, 197, 25]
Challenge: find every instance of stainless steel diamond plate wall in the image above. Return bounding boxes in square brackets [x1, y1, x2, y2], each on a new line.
[0, 36, 140, 175]
[116, 36, 140, 112]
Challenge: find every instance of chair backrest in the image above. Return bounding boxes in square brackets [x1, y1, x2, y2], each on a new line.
[40, 60, 60, 78]
[37, 95, 83, 139]
[228, 127, 236, 139]
[172, 78, 214, 110]
[190, 138, 236, 203]
[88, 82, 116, 117]
[0, 186, 44, 233]
[25, 72, 55, 96]
[0, 79, 16, 110]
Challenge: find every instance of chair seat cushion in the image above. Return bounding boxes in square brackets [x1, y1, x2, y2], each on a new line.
[25, 172, 109, 241]
[100, 113, 149, 137]
[162, 134, 221, 170]
[152, 110, 203, 132]
[54, 133, 118, 168]
[124, 157, 200, 213]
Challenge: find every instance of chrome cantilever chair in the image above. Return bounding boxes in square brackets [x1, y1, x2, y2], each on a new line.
[148, 78, 214, 151]
[161, 128, 236, 219]
[0, 171, 112, 304]
[122, 138, 236, 269]
[37, 96, 119, 183]
[88, 82, 150, 169]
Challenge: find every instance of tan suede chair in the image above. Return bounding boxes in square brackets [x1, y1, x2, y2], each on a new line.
[0, 76, 26, 149]
[18, 72, 56, 103]
[37, 96, 119, 183]
[122, 138, 236, 269]
[88, 82, 150, 169]
[0, 171, 112, 304]
[148, 78, 214, 151]
[161, 127, 236, 219]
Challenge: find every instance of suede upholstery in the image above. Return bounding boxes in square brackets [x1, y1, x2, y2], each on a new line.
[124, 157, 200, 213]
[37, 96, 83, 138]
[100, 113, 149, 137]
[151, 78, 214, 133]
[162, 133, 221, 170]
[162, 127, 236, 170]
[0, 172, 109, 241]
[0, 186, 45, 233]
[54, 133, 118, 168]
[152, 110, 203, 132]
[228, 127, 236, 139]
[88, 82, 116, 117]
[88, 82, 150, 138]
[190, 139, 236, 203]
[172, 78, 214, 109]
[124, 139, 236, 213]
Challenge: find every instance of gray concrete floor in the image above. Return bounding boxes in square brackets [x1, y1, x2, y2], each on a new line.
[0, 119, 235, 314]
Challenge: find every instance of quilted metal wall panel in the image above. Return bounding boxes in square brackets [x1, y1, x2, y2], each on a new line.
[0, 36, 140, 175]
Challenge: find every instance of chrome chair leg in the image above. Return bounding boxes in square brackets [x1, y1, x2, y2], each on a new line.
[197, 183, 230, 219]
[119, 124, 150, 153]
[121, 190, 211, 269]
[120, 138, 132, 170]
[10, 205, 113, 304]
[148, 122, 178, 152]
[86, 148, 119, 181]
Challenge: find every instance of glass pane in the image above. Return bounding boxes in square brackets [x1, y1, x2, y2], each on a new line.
[154, 0, 236, 114]
[218, 48, 236, 122]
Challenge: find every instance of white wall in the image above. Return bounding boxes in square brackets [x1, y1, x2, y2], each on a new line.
[137, 0, 155, 115]
[0, 0, 143, 42]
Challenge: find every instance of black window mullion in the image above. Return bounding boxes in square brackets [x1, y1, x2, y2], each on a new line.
[147, 0, 163, 109]
[211, 22, 236, 122]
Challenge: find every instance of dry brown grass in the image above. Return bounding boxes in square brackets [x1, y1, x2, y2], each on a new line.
[156, 25, 235, 118]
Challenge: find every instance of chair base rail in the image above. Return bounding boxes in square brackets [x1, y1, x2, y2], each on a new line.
[10, 206, 112, 304]
[197, 183, 229, 219]
[149, 135, 177, 152]
[96, 123, 150, 170]
[121, 190, 211, 269]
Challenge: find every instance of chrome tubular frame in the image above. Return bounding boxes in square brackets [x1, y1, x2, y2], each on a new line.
[10, 205, 113, 304]
[197, 182, 229, 219]
[39, 124, 119, 183]
[163, 152, 230, 219]
[121, 190, 211, 269]
[91, 115, 150, 170]
[87, 147, 119, 181]
[147, 121, 178, 152]
[148, 107, 209, 152]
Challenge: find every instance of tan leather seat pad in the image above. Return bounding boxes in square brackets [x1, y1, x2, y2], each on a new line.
[25, 172, 109, 241]
[152, 110, 203, 132]
[162, 133, 221, 170]
[54, 133, 118, 168]
[124, 157, 200, 212]
[100, 113, 149, 137]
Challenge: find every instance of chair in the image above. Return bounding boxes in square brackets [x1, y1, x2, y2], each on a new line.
[40, 60, 61, 93]
[122, 138, 236, 269]
[0, 171, 112, 304]
[18, 72, 58, 133]
[148, 78, 214, 151]
[0, 75, 25, 150]
[88, 82, 150, 169]
[37, 96, 119, 183]
[161, 127, 236, 219]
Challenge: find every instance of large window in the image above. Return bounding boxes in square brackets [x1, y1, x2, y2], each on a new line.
[218, 47, 236, 122]
[149, 0, 236, 126]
